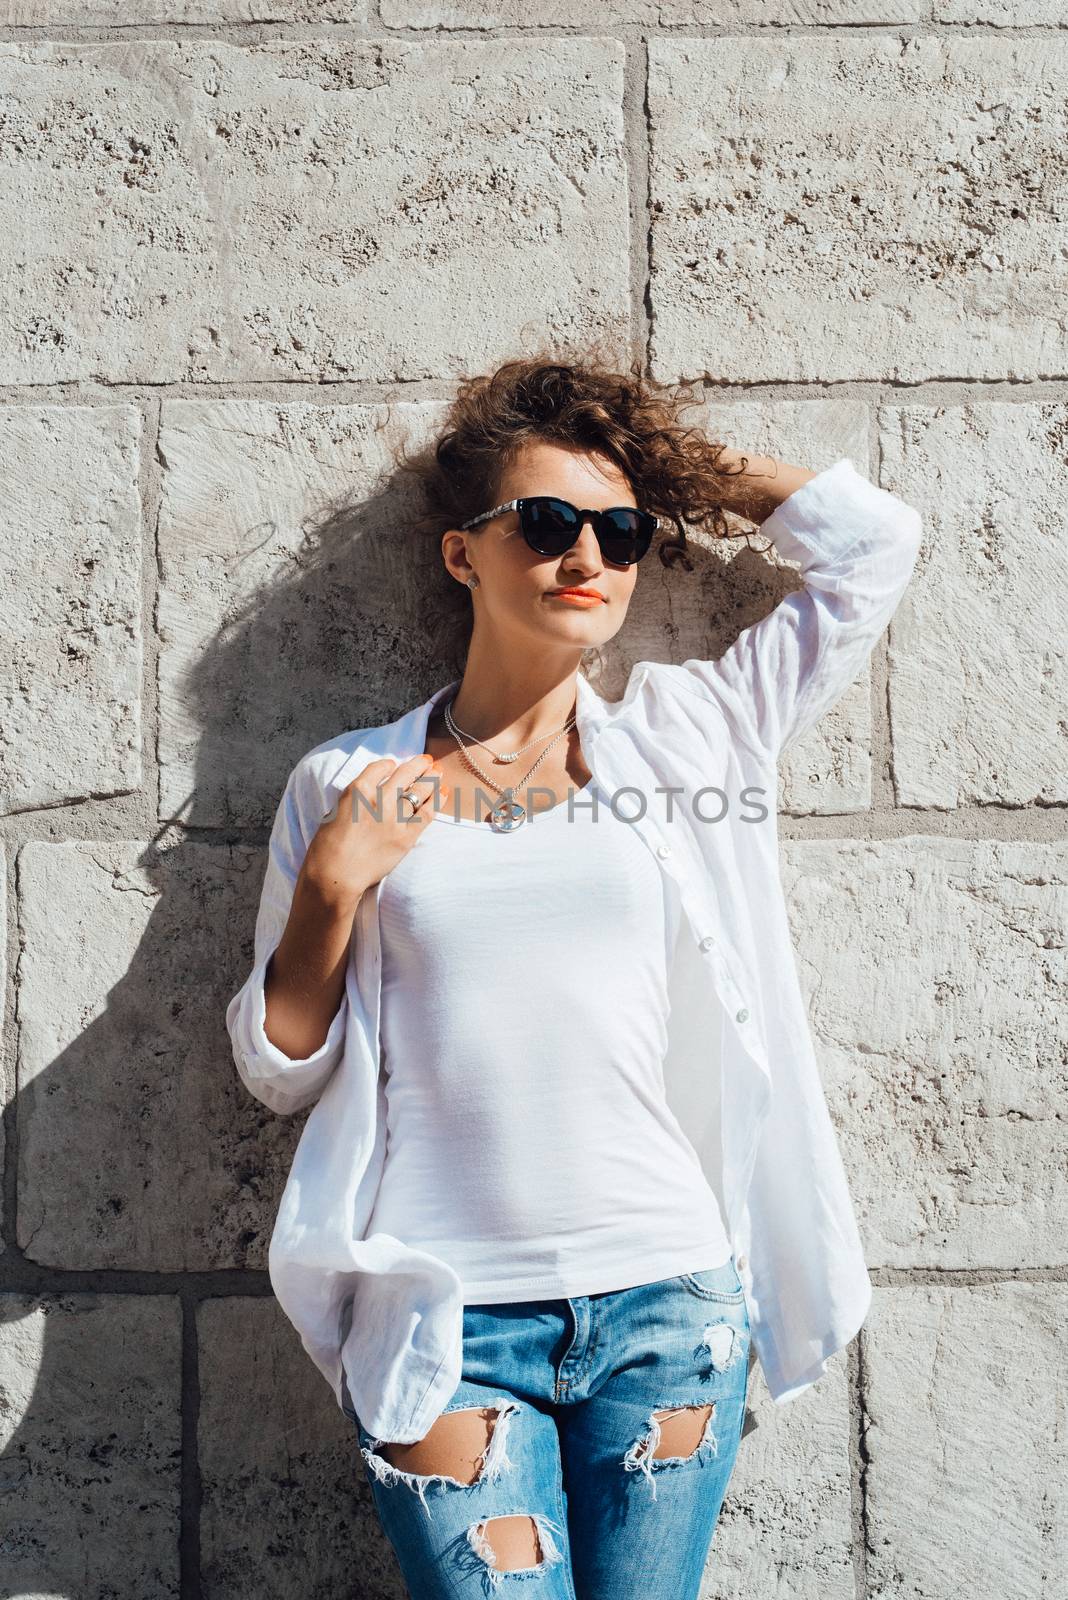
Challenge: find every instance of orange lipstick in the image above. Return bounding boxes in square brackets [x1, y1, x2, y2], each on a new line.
[546, 587, 606, 607]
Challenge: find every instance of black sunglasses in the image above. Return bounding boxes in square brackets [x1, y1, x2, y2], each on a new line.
[459, 496, 665, 566]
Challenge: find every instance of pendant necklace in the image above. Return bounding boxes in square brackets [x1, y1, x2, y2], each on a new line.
[443, 696, 578, 833]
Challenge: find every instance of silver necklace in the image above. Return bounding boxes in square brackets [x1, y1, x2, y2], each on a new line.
[444, 701, 576, 765]
[443, 696, 577, 833]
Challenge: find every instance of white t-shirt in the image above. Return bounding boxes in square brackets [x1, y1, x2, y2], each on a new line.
[366, 773, 733, 1303]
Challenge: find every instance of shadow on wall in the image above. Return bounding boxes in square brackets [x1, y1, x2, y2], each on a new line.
[3, 455, 790, 1595]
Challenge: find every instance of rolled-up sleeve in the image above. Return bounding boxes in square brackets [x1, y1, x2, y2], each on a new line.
[226, 757, 348, 1116]
[676, 456, 923, 762]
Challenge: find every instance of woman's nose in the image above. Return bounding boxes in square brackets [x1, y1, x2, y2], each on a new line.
[570, 517, 602, 558]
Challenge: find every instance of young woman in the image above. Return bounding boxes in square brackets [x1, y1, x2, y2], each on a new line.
[226, 352, 923, 1598]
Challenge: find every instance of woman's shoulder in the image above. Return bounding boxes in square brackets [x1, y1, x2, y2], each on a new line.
[283, 714, 407, 817]
[276, 724, 373, 820]
[280, 681, 439, 818]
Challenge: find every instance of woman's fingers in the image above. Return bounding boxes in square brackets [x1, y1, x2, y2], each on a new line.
[308, 756, 448, 903]
[340, 753, 445, 819]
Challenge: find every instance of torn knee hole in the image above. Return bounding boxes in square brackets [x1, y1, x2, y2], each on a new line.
[467, 1513, 566, 1584]
[378, 1405, 499, 1485]
[623, 1403, 718, 1500]
[650, 1403, 716, 1460]
[472, 1515, 541, 1572]
[360, 1399, 520, 1517]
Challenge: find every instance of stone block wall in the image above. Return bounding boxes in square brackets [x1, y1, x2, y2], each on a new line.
[1, 5, 1064, 1597]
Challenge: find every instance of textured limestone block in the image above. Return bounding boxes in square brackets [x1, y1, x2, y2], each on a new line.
[0, 44, 215, 385]
[389, 0, 1062, 18]
[647, 36, 1068, 383]
[0, 37, 628, 385]
[880, 402, 1068, 809]
[934, 0, 1065, 16]
[388, 0, 924, 19]
[863, 1283, 1068, 1599]
[782, 837, 1068, 1269]
[198, 1297, 400, 1599]
[0, 405, 141, 813]
[710, 1352, 856, 1600]
[0, 1, 364, 17]
[156, 397, 459, 828]
[0, 1293, 181, 1597]
[17, 839, 305, 1269]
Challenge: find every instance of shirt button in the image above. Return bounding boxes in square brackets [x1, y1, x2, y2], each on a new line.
[736, 1007, 749, 1023]
[736, 1252, 749, 1271]
[655, 842, 671, 859]
[699, 934, 715, 951]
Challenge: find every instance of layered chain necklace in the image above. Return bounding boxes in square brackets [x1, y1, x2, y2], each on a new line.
[443, 696, 578, 833]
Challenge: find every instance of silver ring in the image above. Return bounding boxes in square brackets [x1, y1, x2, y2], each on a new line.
[399, 786, 422, 818]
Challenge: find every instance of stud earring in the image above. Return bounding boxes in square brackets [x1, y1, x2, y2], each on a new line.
[466, 575, 480, 589]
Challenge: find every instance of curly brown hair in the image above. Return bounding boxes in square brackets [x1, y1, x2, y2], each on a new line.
[387, 344, 754, 677]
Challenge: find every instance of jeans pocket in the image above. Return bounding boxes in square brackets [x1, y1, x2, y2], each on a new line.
[676, 1260, 746, 1303]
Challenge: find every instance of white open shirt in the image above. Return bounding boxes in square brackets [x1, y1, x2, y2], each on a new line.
[225, 456, 923, 1444]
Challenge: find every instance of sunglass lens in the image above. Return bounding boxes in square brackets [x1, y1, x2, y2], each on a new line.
[521, 498, 579, 553]
[600, 508, 652, 564]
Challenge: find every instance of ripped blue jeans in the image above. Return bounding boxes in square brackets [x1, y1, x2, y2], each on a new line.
[348, 1259, 753, 1599]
